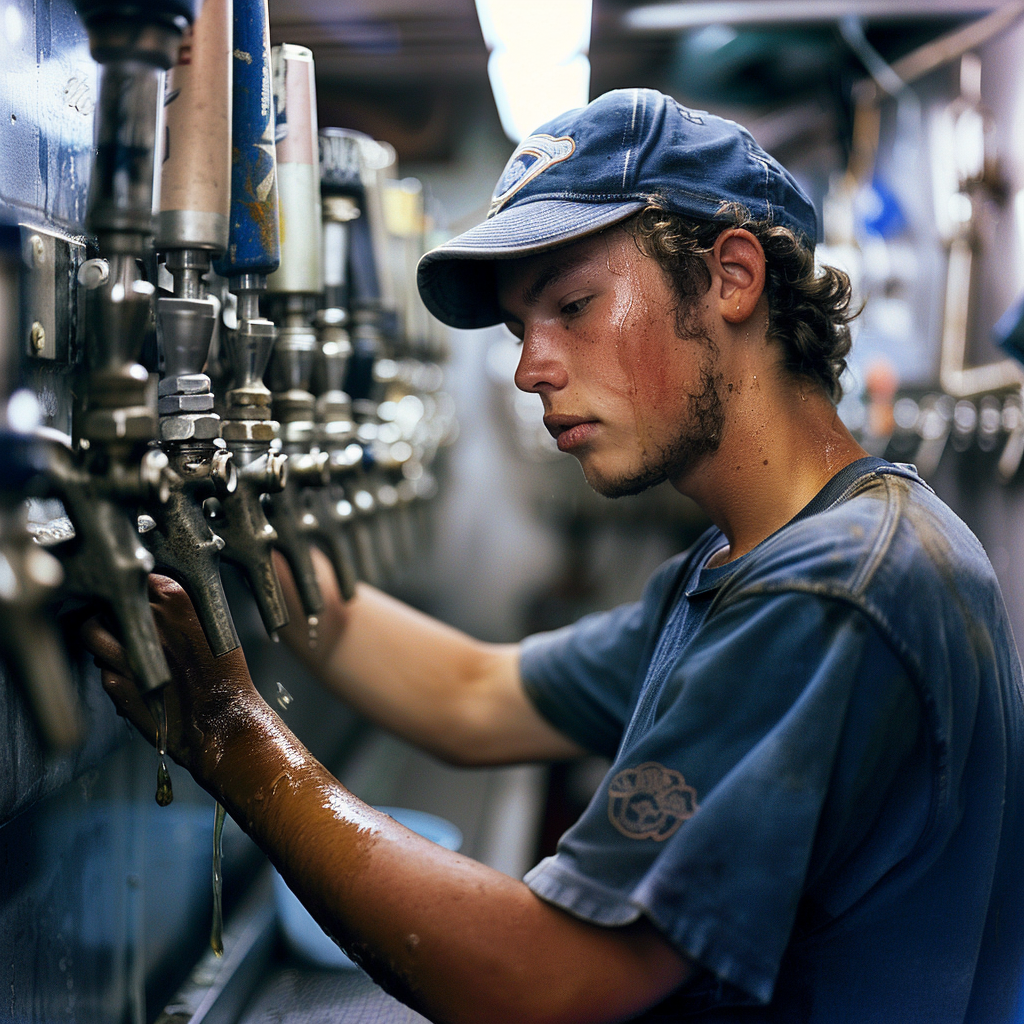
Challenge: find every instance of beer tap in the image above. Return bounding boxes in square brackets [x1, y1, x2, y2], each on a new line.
[0, 224, 82, 750]
[39, 0, 199, 698]
[347, 137, 408, 584]
[144, 0, 240, 657]
[309, 309, 359, 601]
[310, 128, 367, 600]
[261, 44, 332, 622]
[208, 0, 290, 640]
[314, 128, 382, 587]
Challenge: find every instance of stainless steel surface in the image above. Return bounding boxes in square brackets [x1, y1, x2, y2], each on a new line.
[155, 869, 278, 1024]
[157, 210, 231, 252]
[0, 504, 80, 750]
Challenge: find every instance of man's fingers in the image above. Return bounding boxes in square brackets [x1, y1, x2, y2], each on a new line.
[148, 572, 187, 601]
[147, 572, 208, 645]
[80, 615, 132, 676]
[100, 669, 156, 738]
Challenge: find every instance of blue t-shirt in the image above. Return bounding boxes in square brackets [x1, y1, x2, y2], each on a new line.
[520, 458, 1024, 1022]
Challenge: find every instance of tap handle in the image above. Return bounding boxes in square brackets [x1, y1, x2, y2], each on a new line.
[311, 491, 357, 601]
[0, 509, 83, 750]
[210, 454, 290, 636]
[143, 487, 241, 656]
[267, 45, 321, 297]
[265, 482, 324, 619]
[7, 616, 83, 751]
[75, 0, 200, 33]
[156, 0, 232, 253]
[212, 0, 280, 279]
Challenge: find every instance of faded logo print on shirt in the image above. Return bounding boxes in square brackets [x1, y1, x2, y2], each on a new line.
[607, 762, 698, 841]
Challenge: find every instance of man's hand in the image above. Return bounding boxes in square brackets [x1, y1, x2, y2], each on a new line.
[80, 574, 265, 784]
[81, 572, 693, 1023]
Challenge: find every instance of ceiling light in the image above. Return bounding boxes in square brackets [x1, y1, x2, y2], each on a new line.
[475, 0, 593, 143]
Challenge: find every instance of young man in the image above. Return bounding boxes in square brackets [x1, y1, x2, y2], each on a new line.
[86, 89, 1024, 1021]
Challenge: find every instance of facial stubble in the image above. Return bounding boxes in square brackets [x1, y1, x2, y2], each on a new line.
[585, 350, 726, 499]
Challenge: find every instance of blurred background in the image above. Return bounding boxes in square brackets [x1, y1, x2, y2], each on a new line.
[5, 1, 1024, 1021]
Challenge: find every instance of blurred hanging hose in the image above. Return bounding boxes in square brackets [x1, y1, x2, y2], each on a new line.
[838, 16, 921, 186]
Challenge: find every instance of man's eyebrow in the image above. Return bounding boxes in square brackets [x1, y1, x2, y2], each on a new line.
[521, 251, 593, 307]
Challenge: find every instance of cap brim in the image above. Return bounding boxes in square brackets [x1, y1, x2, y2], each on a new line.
[417, 199, 646, 329]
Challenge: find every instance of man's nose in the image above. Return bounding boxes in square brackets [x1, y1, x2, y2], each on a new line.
[513, 328, 569, 394]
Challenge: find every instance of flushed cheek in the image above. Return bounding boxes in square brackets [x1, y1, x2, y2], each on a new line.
[613, 328, 697, 430]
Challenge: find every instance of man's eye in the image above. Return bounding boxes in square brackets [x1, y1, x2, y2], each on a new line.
[561, 296, 592, 318]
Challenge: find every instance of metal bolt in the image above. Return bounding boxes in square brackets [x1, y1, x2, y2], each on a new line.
[30, 321, 45, 353]
[29, 234, 44, 267]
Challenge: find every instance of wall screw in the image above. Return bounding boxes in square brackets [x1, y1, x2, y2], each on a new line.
[30, 321, 46, 353]
[29, 234, 44, 267]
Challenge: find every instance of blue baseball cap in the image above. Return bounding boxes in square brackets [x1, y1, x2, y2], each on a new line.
[417, 87, 817, 330]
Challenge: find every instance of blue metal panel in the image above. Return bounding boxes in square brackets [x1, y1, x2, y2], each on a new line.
[0, 0, 95, 235]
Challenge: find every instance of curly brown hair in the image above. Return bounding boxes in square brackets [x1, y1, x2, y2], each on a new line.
[629, 204, 856, 401]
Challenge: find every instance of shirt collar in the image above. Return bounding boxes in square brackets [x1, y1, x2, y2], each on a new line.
[685, 456, 903, 597]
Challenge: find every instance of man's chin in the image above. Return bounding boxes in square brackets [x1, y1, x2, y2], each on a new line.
[580, 461, 667, 499]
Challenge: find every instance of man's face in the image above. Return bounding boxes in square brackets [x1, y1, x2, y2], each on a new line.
[497, 228, 724, 498]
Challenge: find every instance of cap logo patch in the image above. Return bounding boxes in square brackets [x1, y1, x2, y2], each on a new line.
[607, 761, 698, 841]
[488, 135, 576, 218]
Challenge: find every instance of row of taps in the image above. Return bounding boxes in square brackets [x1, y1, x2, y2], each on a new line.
[0, 0, 455, 751]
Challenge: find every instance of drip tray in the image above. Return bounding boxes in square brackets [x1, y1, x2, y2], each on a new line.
[238, 965, 428, 1024]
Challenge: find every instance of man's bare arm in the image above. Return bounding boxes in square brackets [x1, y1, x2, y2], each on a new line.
[275, 549, 585, 766]
[83, 581, 693, 1024]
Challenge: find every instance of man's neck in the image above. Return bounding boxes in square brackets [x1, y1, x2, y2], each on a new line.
[674, 375, 868, 565]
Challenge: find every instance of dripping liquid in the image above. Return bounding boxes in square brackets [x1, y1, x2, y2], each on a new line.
[152, 690, 173, 807]
[210, 802, 226, 956]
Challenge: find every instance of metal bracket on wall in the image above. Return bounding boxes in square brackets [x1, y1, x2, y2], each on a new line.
[19, 225, 85, 363]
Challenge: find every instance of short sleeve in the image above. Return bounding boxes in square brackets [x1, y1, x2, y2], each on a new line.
[524, 590, 924, 1005]
[519, 553, 689, 758]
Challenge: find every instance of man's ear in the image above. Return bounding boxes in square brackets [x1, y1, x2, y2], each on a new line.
[710, 228, 766, 324]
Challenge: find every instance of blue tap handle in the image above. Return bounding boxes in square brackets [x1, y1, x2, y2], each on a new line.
[213, 0, 280, 279]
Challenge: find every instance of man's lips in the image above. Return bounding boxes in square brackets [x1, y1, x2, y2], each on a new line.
[544, 415, 599, 452]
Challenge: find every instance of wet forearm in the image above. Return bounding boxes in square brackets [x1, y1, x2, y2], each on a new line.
[204, 707, 689, 1024]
